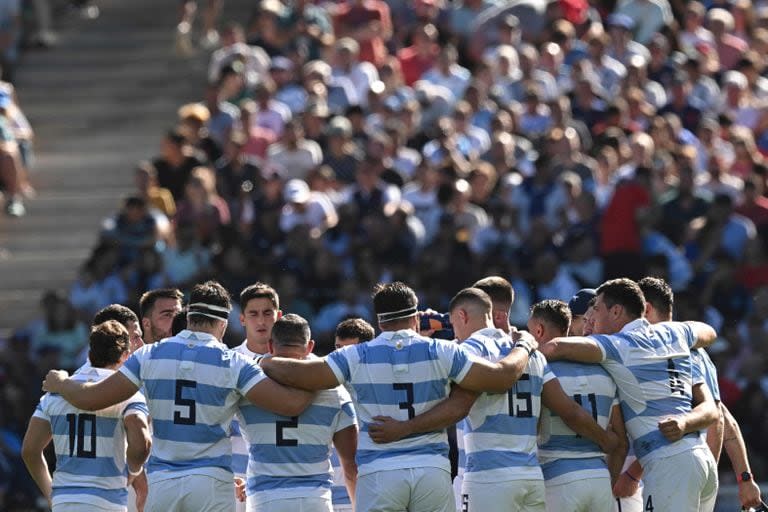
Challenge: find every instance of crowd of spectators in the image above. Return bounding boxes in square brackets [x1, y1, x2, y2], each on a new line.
[6, 0, 768, 508]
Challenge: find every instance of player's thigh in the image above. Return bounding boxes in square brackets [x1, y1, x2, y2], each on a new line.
[642, 450, 710, 512]
[182, 475, 233, 511]
[356, 470, 410, 512]
[462, 479, 545, 512]
[410, 467, 454, 512]
[249, 497, 332, 512]
[697, 448, 719, 512]
[546, 478, 613, 512]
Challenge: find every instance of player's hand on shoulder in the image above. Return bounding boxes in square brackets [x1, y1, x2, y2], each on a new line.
[42, 369, 70, 393]
[512, 330, 538, 353]
[368, 415, 410, 444]
[657, 416, 686, 441]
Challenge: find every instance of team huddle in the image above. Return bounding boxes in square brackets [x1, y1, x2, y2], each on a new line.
[19, 276, 765, 511]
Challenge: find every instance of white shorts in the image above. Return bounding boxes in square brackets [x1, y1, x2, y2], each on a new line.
[247, 496, 331, 512]
[145, 474, 234, 512]
[614, 493, 643, 512]
[641, 447, 718, 512]
[54, 505, 124, 512]
[357, 467, 454, 512]
[453, 472, 464, 512]
[461, 479, 546, 512]
[545, 477, 614, 512]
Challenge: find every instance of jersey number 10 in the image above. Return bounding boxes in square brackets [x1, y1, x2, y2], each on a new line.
[66, 413, 97, 458]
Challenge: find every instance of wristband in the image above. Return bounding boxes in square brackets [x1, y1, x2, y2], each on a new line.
[128, 465, 143, 477]
[625, 470, 640, 483]
[515, 339, 535, 356]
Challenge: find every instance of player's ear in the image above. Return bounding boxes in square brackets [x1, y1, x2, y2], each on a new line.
[277, 310, 283, 319]
[239, 313, 246, 327]
[268, 338, 275, 355]
[141, 317, 151, 335]
[306, 339, 315, 355]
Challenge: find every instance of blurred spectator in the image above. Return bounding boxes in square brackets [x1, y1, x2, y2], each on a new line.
[267, 119, 323, 180]
[153, 128, 205, 200]
[333, 0, 392, 67]
[280, 178, 337, 237]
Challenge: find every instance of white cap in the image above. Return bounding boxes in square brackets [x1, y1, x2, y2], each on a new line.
[284, 179, 311, 204]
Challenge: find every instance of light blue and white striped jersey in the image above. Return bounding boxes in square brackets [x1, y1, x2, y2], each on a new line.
[330, 449, 352, 507]
[461, 328, 555, 483]
[325, 328, 473, 476]
[692, 348, 721, 402]
[33, 367, 148, 511]
[538, 360, 617, 485]
[230, 341, 262, 479]
[237, 384, 356, 503]
[119, 329, 266, 484]
[591, 319, 706, 465]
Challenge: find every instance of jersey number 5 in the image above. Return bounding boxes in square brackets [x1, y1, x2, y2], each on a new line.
[173, 380, 197, 425]
[508, 373, 533, 417]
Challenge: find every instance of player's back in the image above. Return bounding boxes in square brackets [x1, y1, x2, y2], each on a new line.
[236, 385, 355, 503]
[461, 328, 551, 483]
[119, 330, 264, 483]
[591, 319, 703, 464]
[325, 328, 472, 476]
[35, 367, 147, 511]
[538, 360, 616, 485]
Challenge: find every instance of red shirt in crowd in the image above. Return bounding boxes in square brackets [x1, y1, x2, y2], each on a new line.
[397, 44, 438, 86]
[334, 1, 392, 67]
[600, 180, 651, 254]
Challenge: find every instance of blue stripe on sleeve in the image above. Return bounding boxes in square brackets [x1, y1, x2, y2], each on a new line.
[122, 355, 141, 383]
[449, 345, 470, 380]
[327, 351, 351, 382]
[237, 362, 263, 392]
[590, 335, 622, 362]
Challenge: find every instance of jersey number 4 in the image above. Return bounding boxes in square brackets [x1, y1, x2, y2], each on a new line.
[508, 374, 532, 417]
[667, 360, 685, 396]
[66, 413, 97, 458]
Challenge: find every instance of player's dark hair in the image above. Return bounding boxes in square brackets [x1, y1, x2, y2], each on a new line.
[530, 300, 571, 335]
[271, 314, 311, 346]
[335, 318, 375, 343]
[449, 287, 493, 315]
[139, 288, 183, 319]
[188, 281, 232, 327]
[89, 320, 130, 368]
[171, 307, 188, 335]
[596, 278, 646, 319]
[240, 282, 280, 311]
[473, 276, 514, 308]
[92, 304, 138, 328]
[637, 277, 673, 318]
[372, 282, 418, 324]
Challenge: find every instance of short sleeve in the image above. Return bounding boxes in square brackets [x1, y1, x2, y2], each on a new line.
[590, 334, 623, 363]
[461, 338, 486, 359]
[326, 346, 355, 385]
[32, 395, 51, 422]
[233, 353, 267, 395]
[690, 351, 705, 386]
[119, 347, 147, 388]
[441, 341, 473, 383]
[335, 387, 357, 432]
[123, 391, 149, 418]
[541, 357, 556, 385]
[661, 321, 695, 349]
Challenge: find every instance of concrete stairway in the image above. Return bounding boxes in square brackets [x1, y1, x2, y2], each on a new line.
[0, 0, 251, 336]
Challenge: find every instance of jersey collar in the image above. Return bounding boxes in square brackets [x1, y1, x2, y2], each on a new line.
[177, 329, 224, 346]
[620, 317, 650, 333]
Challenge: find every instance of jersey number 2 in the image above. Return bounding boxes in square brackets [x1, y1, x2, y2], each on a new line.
[66, 413, 97, 458]
[276, 417, 299, 446]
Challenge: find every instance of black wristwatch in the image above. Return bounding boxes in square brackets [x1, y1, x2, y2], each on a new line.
[739, 471, 753, 483]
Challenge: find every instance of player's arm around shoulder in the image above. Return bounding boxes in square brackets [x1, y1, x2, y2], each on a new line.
[541, 377, 619, 453]
[42, 369, 140, 411]
[683, 321, 717, 349]
[238, 354, 318, 417]
[456, 330, 538, 393]
[538, 335, 605, 363]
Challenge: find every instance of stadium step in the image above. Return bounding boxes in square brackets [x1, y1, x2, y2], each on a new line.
[0, 0, 252, 337]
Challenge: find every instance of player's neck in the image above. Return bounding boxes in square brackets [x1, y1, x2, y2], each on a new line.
[246, 338, 269, 355]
